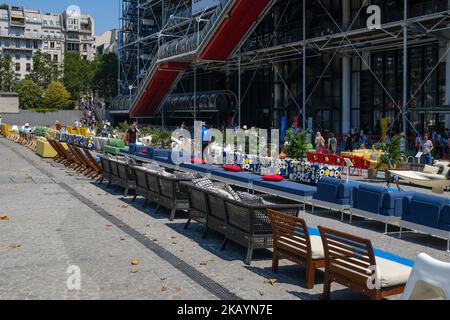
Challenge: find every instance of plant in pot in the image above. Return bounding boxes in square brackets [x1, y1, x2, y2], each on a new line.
[376, 134, 404, 182]
[284, 130, 308, 160]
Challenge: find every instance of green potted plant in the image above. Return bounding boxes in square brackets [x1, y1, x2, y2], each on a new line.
[284, 130, 308, 160]
[375, 134, 404, 182]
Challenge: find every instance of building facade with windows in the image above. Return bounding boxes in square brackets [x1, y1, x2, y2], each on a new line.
[114, 0, 450, 143]
[0, 4, 95, 79]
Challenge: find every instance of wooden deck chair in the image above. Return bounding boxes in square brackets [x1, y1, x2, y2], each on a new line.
[82, 148, 103, 180]
[72, 146, 100, 179]
[47, 139, 66, 163]
[268, 209, 325, 289]
[318, 226, 411, 300]
[67, 145, 93, 176]
[54, 141, 81, 170]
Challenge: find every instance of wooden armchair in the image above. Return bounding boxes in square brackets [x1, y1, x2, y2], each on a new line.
[267, 209, 325, 289]
[318, 226, 411, 300]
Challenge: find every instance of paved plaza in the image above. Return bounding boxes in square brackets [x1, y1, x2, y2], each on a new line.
[0, 137, 449, 300]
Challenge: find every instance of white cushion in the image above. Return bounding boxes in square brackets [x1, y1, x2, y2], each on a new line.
[375, 257, 412, 288]
[310, 236, 325, 260]
[277, 235, 325, 260]
[433, 161, 450, 176]
[423, 165, 440, 174]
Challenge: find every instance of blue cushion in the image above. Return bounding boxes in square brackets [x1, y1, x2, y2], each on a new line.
[353, 185, 387, 214]
[404, 194, 448, 228]
[212, 170, 259, 184]
[154, 156, 174, 165]
[441, 206, 450, 225]
[338, 183, 358, 200]
[153, 149, 172, 159]
[438, 223, 450, 231]
[254, 179, 317, 197]
[180, 162, 222, 174]
[314, 180, 339, 203]
[380, 192, 413, 217]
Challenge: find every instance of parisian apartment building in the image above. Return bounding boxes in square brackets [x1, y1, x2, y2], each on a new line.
[0, 4, 95, 79]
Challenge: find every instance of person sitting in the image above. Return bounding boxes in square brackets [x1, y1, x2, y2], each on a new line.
[22, 123, 32, 134]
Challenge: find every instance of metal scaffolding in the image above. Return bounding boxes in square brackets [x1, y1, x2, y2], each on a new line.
[113, 0, 450, 140]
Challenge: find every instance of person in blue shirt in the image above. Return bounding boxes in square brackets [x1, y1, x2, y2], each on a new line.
[22, 123, 32, 134]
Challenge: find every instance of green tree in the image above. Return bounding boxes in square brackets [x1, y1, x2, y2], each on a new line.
[93, 52, 118, 105]
[27, 50, 61, 88]
[42, 81, 70, 110]
[0, 55, 17, 92]
[16, 79, 43, 109]
[63, 51, 98, 99]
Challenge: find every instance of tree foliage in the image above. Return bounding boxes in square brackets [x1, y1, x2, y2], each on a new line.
[93, 52, 118, 104]
[16, 79, 43, 109]
[0, 55, 17, 92]
[43, 81, 70, 110]
[63, 51, 98, 99]
[27, 50, 61, 88]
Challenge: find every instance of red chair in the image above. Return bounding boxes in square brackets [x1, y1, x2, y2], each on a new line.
[316, 153, 325, 165]
[323, 153, 332, 165]
[334, 155, 345, 167]
[352, 156, 365, 176]
[327, 154, 338, 165]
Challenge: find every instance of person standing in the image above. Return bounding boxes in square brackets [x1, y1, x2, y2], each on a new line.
[315, 132, 325, 152]
[328, 133, 338, 154]
[344, 134, 354, 152]
[55, 120, 62, 131]
[127, 122, 140, 144]
[421, 134, 434, 165]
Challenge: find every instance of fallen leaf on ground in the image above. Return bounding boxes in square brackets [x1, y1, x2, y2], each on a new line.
[176, 288, 181, 293]
[259, 291, 265, 296]
[0, 214, 9, 221]
[120, 205, 129, 209]
[200, 262, 208, 266]
[264, 278, 278, 286]
[160, 277, 166, 281]
[160, 287, 168, 292]
[146, 224, 151, 227]
[152, 239, 158, 242]
[118, 224, 125, 228]
[172, 241, 177, 245]
[120, 237, 127, 241]
[10, 244, 21, 249]
[130, 269, 139, 274]
[131, 259, 140, 266]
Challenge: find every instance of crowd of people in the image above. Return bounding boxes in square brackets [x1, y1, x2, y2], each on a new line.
[79, 103, 97, 133]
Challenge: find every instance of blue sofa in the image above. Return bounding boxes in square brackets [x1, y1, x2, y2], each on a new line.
[349, 184, 413, 233]
[311, 178, 359, 221]
[400, 193, 450, 251]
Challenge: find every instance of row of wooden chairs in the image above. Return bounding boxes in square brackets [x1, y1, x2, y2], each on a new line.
[47, 139, 103, 181]
[307, 152, 372, 176]
[268, 209, 411, 300]
[7, 132, 37, 151]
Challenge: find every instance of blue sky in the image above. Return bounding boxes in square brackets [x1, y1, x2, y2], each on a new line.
[7, 0, 120, 35]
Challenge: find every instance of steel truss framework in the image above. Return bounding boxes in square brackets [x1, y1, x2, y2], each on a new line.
[116, 0, 450, 139]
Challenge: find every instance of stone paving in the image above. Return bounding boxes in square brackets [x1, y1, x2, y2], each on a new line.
[0, 137, 449, 300]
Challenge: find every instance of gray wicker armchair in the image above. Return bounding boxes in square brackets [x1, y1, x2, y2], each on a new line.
[99, 155, 112, 187]
[115, 160, 136, 196]
[223, 196, 301, 265]
[157, 174, 192, 221]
